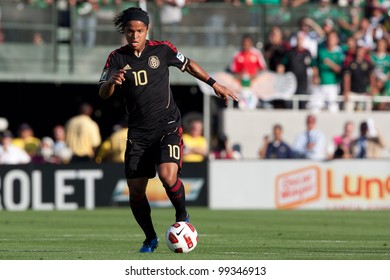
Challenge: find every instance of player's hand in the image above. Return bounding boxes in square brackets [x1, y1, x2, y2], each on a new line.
[213, 83, 239, 106]
[109, 69, 126, 85]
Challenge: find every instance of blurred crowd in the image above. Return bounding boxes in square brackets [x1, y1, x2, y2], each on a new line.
[0, 106, 386, 164]
[224, 0, 390, 112]
[1, 0, 390, 110]
[0, 0, 389, 163]
[182, 112, 385, 162]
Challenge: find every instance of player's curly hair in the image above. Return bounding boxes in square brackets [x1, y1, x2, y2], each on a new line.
[113, 7, 149, 34]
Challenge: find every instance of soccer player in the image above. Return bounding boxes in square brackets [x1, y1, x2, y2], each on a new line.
[98, 7, 238, 253]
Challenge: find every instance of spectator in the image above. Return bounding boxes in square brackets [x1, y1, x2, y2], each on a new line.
[209, 132, 241, 160]
[353, 17, 377, 50]
[155, 0, 186, 45]
[342, 35, 359, 67]
[290, 16, 322, 59]
[259, 123, 294, 159]
[52, 124, 72, 164]
[12, 123, 41, 157]
[183, 118, 208, 162]
[328, 120, 355, 159]
[75, 0, 98, 47]
[338, 4, 361, 41]
[263, 25, 289, 72]
[350, 120, 385, 158]
[230, 34, 267, 81]
[343, 44, 375, 111]
[264, 0, 294, 26]
[366, 3, 387, 35]
[308, 0, 339, 26]
[204, 0, 232, 47]
[231, 143, 242, 159]
[371, 38, 390, 79]
[277, 30, 314, 109]
[65, 102, 102, 163]
[373, 75, 390, 110]
[289, 16, 323, 104]
[28, 0, 54, 45]
[342, 36, 372, 89]
[293, 114, 326, 160]
[95, 118, 128, 163]
[229, 34, 267, 109]
[30, 136, 57, 164]
[308, 0, 358, 41]
[0, 130, 31, 164]
[310, 31, 345, 113]
[317, 18, 336, 49]
[370, 38, 390, 110]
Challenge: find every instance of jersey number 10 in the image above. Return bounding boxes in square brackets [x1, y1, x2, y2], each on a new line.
[132, 70, 148, 86]
[168, 144, 180, 160]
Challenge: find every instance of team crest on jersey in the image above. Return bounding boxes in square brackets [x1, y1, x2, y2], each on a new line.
[176, 52, 185, 62]
[100, 69, 108, 81]
[148, 56, 160, 69]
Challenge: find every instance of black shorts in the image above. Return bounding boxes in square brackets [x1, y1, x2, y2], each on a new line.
[124, 126, 183, 179]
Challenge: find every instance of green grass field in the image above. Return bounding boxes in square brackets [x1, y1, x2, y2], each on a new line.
[0, 207, 389, 260]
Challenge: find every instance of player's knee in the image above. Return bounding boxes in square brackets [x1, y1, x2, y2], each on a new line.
[158, 168, 177, 188]
[158, 172, 177, 188]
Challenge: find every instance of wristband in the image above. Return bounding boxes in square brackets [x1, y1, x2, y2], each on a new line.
[206, 77, 216, 87]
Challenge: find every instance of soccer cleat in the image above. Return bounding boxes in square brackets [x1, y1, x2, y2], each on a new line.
[176, 213, 190, 223]
[139, 237, 159, 253]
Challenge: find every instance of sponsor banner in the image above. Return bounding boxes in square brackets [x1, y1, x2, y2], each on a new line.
[111, 162, 207, 207]
[0, 162, 207, 211]
[209, 160, 390, 210]
[275, 165, 321, 209]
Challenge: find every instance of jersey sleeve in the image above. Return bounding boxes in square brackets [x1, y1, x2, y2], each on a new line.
[98, 50, 120, 85]
[163, 42, 189, 72]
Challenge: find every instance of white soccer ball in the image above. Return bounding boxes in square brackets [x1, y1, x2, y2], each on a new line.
[165, 221, 198, 253]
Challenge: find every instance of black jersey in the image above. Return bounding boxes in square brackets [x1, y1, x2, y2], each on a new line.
[343, 59, 374, 94]
[281, 48, 313, 95]
[98, 40, 189, 132]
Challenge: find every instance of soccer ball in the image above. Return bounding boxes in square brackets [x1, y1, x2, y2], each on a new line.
[165, 221, 198, 253]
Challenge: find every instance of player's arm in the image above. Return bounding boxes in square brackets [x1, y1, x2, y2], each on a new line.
[99, 69, 127, 100]
[185, 59, 239, 105]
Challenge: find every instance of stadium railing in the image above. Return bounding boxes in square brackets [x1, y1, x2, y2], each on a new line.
[289, 94, 390, 112]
